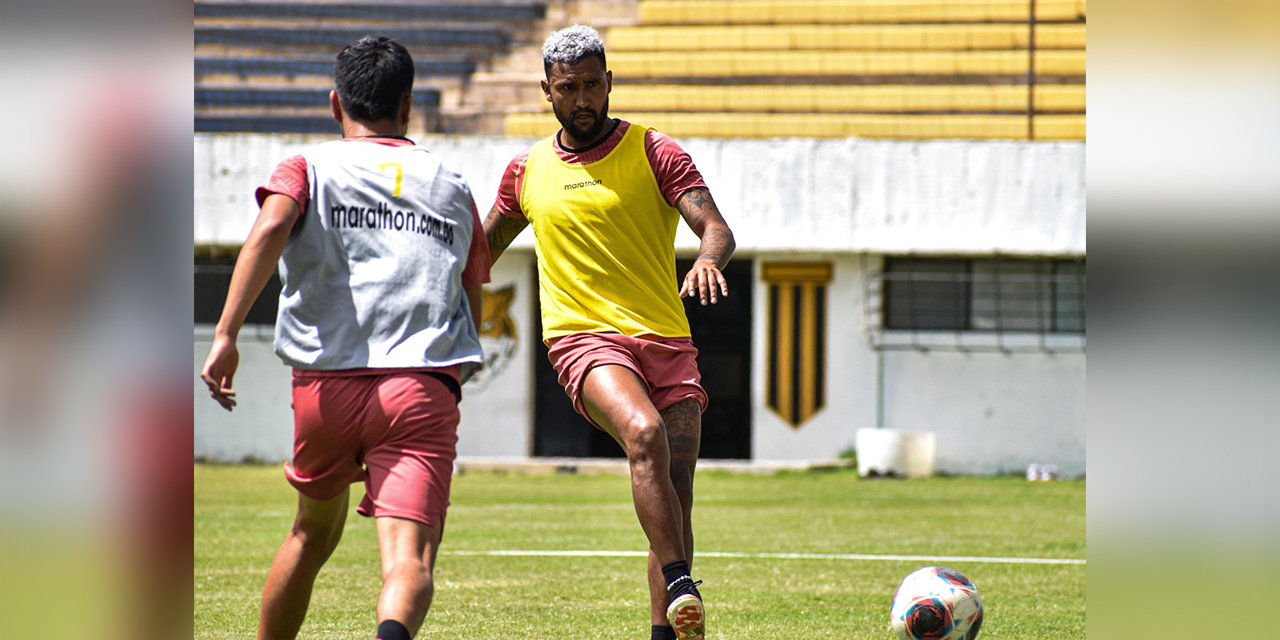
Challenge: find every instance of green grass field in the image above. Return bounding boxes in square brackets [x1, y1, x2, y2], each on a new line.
[195, 464, 1084, 639]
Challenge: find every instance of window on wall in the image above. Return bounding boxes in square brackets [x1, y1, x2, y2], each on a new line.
[1053, 260, 1087, 333]
[882, 257, 1085, 333]
[883, 258, 969, 330]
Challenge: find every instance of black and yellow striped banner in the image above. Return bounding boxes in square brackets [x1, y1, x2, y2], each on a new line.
[763, 262, 832, 428]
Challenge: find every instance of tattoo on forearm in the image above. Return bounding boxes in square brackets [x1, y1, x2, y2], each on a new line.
[484, 208, 529, 259]
[678, 188, 736, 269]
[696, 227, 734, 268]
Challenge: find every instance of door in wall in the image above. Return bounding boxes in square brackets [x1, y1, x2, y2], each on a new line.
[532, 259, 753, 459]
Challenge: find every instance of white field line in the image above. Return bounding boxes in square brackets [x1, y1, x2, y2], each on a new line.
[444, 549, 1085, 566]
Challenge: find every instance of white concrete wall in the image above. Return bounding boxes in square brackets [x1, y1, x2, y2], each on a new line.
[676, 138, 1085, 255]
[196, 135, 1085, 256]
[881, 349, 1086, 476]
[194, 325, 293, 462]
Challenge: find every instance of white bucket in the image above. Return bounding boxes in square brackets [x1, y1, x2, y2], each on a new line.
[855, 429, 937, 478]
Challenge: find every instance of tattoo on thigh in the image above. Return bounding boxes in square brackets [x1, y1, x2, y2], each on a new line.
[662, 398, 702, 457]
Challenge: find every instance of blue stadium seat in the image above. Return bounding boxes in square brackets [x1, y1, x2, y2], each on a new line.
[195, 56, 476, 79]
[196, 25, 509, 49]
[194, 1, 544, 134]
[195, 115, 342, 133]
[195, 87, 441, 110]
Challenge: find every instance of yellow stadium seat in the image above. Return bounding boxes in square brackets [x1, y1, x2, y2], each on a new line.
[729, 88, 753, 111]
[810, 86, 847, 111]
[870, 25, 909, 50]
[637, 2, 674, 25]
[891, 2, 927, 23]
[1034, 85, 1087, 111]
[539, 111, 1085, 140]
[738, 52, 769, 76]
[747, 26, 787, 49]
[916, 87, 949, 111]
[654, 86, 685, 111]
[929, 27, 972, 50]
[728, 2, 772, 24]
[610, 24, 1086, 52]
[679, 88, 720, 111]
[1037, 25, 1087, 49]
[1037, 51, 1086, 75]
[635, 0, 1087, 25]
[1042, 0, 1087, 21]
[610, 49, 1089, 78]
[965, 26, 1015, 50]
[770, 88, 815, 111]
[825, 3, 861, 22]
[955, 51, 1007, 75]
[1033, 115, 1086, 140]
[857, 2, 899, 23]
[504, 113, 558, 138]
[988, 86, 1027, 111]
[529, 0, 1088, 142]
[818, 52, 859, 75]
[703, 51, 739, 75]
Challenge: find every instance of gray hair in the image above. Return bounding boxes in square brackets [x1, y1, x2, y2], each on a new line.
[542, 24, 606, 74]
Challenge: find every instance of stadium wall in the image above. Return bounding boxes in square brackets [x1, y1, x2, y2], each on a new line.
[195, 135, 1084, 254]
[194, 134, 1085, 475]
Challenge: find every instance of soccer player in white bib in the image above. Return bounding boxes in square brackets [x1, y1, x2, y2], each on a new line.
[200, 36, 490, 640]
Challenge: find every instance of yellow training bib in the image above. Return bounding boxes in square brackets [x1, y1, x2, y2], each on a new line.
[520, 124, 690, 343]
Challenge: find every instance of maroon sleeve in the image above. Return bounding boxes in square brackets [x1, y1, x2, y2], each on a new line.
[461, 197, 492, 290]
[494, 149, 531, 219]
[255, 154, 310, 211]
[645, 130, 709, 207]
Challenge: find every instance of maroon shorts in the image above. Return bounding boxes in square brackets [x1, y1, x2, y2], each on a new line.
[546, 333, 708, 430]
[285, 368, 459, 526]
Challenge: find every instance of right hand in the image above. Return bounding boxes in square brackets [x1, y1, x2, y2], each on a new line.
[200, 335, 240, 411]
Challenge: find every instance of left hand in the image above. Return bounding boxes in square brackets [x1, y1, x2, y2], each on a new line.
[679, 257, 728, 305]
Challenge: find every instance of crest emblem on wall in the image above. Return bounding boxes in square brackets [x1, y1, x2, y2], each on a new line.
[465, 284, 518, 391]
[763, 262, 833, 428]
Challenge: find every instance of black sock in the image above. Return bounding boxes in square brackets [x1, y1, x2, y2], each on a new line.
[661, 560, 690, 589]
[651, 624, 677, 640]
[661, 560, 700, 600]
[376, 619, 411, 640]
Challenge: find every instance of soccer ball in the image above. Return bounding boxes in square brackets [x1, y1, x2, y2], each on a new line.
[890, 566, 984, 640]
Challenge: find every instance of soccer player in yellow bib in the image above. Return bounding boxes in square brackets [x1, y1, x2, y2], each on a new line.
[486, 25, 735, 640]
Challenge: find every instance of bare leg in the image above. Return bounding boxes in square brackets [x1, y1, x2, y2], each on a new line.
[258, 489, 349, 640]
[582, 366, 686, 569]
[582, 365, 702, 630]
[665, 398, 700, 564]
[375, 517, 444, 636]
[647, 398, 702, 625]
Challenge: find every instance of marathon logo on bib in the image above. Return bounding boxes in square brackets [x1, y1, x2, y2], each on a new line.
[329, 201, 455, 246]
[563, 179, 603, 191]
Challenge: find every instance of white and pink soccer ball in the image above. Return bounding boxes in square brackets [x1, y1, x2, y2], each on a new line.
[890, 566, 984, 640]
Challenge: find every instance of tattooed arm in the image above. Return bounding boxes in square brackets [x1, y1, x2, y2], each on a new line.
[675, 187, 736, 305]
[483, 202, 530, 266]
